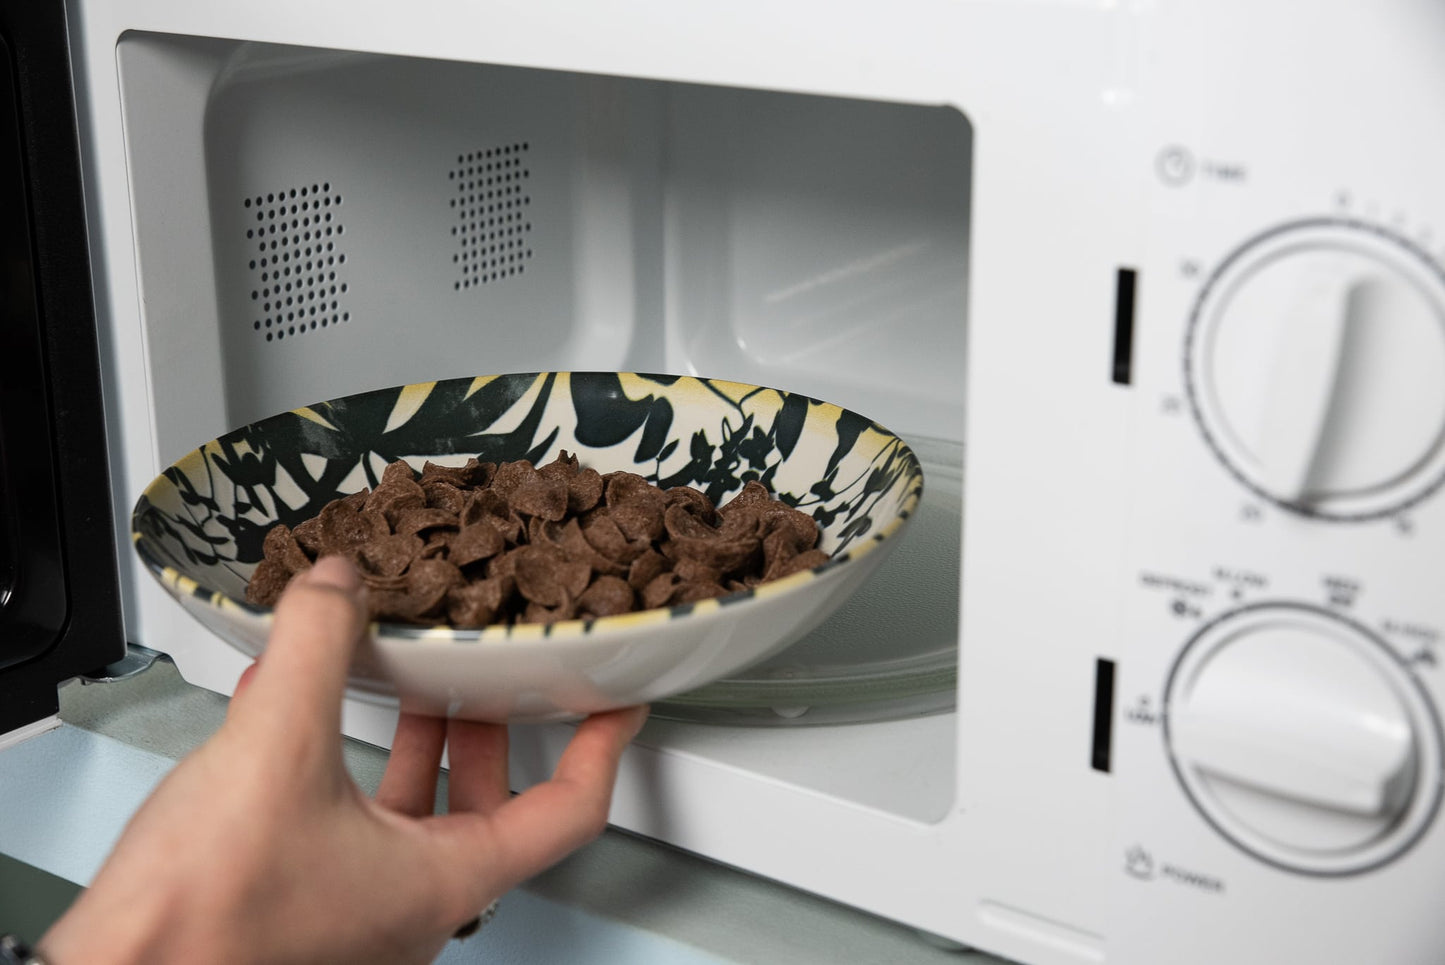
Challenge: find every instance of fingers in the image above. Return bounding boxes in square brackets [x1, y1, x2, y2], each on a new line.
[232, 659, 261, 702]
[444, 720, 511, 815]
[442, 705, 648, 884]
[531, 707, 649, 823]
[377, 712, 448, 816]
[230, 555, 368, 734]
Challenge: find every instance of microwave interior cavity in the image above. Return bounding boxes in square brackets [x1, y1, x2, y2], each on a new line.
[115, 32, 971, 810]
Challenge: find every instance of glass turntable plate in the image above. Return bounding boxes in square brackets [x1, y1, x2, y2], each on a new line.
[653, 436, 961, 725]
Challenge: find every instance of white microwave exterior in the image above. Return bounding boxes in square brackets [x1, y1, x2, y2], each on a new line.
[1109, 5, 1445, 963]
[65, 1, 1445, 963]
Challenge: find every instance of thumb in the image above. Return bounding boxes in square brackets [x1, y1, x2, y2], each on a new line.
[231, 555, 368, 734]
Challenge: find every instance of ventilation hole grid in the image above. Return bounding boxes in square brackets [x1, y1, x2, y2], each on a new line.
[243, 182, 350, 343]
[448, 141, 533, 291]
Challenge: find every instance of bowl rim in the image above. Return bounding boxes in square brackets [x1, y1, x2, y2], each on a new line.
[131, 371, 925, 644]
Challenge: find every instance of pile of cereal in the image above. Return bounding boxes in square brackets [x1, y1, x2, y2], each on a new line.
[245, 451, 829, 626]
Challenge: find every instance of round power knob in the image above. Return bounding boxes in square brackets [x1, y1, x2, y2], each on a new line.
[1186, 219, 1445, 519]
[1165, 604, 1443, 875]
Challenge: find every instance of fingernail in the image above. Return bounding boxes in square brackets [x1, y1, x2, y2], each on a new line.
[306, 555, 362, 593]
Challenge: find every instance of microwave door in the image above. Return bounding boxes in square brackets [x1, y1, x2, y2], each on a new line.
[0, 30, 69, 682]
[0, 1, 125, 737]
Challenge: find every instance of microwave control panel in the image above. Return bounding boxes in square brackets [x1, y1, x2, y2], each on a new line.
[1111, 2, 1445, 960]
[1114, 206, 1445, 963]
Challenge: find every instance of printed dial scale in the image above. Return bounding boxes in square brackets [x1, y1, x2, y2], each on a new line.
[1164, 217, 1445, 874]
[1164, 604, 1444, 875]
[1185, 217, 1445, 520]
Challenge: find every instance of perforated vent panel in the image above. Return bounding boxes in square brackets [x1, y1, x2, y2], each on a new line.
[449, 142, 533, 291]
[244, 183, 350, 342]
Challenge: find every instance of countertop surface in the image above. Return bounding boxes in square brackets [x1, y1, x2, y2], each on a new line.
[0, 659, 1011, 964]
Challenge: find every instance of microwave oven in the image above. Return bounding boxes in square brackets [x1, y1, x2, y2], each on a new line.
[7, 0, 1445, 961]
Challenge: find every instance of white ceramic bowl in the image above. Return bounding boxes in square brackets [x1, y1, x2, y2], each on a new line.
[132, 372, 923, 722]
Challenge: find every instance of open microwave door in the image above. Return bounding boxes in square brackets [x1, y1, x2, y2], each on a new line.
[0, 0, 124, 737]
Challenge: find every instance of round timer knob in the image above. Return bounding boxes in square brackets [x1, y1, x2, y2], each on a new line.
[1186, 220, 1445, 519]
[1165, 605, 1443, 875]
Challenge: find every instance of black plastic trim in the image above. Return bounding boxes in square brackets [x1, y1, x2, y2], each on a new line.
[0, 0, 125, 734]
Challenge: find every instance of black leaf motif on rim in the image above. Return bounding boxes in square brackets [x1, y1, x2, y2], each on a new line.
[134, 372, 922, 579]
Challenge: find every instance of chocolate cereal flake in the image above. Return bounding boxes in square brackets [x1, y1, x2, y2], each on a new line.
[449, 521, 506, 567]
[246, 450, 825, 627]
[576, 575, 634, 618]
[245, 558, 293, 606]
[510, 476, 568, 521]
[262, 524, 312, 576]
[358, 532, 424, 577]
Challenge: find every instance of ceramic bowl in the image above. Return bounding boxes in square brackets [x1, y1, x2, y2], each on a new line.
[131, 372, 923, 722]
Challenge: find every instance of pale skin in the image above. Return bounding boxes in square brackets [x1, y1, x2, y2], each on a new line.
[39, 556, 649, 964]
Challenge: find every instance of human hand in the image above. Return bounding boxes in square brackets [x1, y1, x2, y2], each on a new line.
[40, 556, 649, 965]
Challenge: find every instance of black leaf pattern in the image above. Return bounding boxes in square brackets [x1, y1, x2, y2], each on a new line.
[773, 393, 809, 459]
[825, 408, 873, 478]
[571, 372, 654, 448]
[134, 373, 924, 579]
[634, 397, 675, 463]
